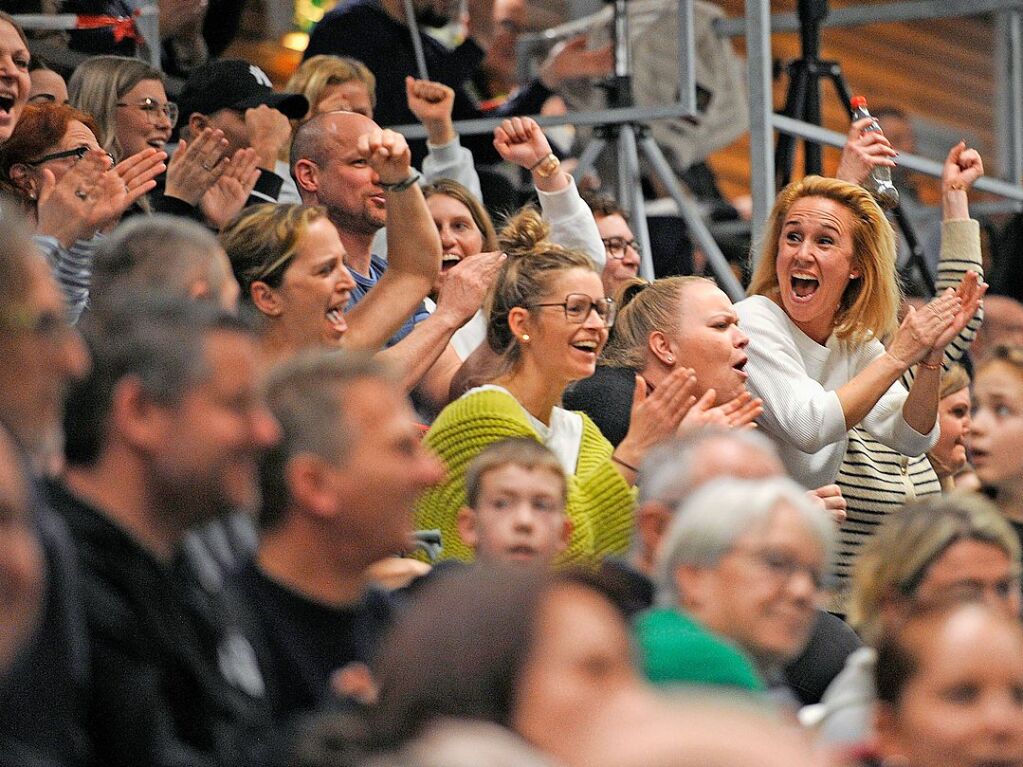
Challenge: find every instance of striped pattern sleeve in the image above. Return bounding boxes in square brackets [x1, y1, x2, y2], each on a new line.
[33, 235, 96, 325]
[901, 218, 983, 389]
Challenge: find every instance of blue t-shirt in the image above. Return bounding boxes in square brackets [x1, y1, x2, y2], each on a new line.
[347, 254, 430, 347]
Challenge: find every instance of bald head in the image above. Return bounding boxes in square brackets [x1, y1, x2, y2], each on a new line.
[290, 110, 379, 183]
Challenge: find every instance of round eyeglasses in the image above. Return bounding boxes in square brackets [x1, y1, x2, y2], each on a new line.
[116, 98, 179, 129]
[528, 293, 616, 327]
[601, 236, 641, 260]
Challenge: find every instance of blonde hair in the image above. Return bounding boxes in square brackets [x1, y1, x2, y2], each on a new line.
[219, 203, 327, 301]
[978, 343, 1023, 380]
[748, 175, 900, 343]
[847, 492, 1021, 645]
[939, 363, 971, 400]
[486, 207, 595, 367]
[602, 275, 711, 369]
[68, 55, 164, 162]
[284, 55, 377, 119]
[464, 438, 567, 510]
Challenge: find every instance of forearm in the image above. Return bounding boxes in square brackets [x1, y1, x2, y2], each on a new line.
[376, 311, 461, 394]
[538, 175, 606, 269]
[384, 185, 441, 287]
[836, 352, 907, 430]
[902, 364, 941, 436]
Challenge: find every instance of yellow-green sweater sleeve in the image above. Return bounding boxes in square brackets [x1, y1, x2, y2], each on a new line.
[416, 389, 636, 564]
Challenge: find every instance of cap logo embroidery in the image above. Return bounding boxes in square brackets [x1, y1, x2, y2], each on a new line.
[248, 65, 273, 88]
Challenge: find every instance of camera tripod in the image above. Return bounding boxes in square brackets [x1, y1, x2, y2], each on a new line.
[571, 0, 744, 300]
[776, 0, 935, 294]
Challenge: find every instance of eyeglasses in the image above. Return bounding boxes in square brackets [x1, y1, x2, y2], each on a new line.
[735, 546, 826, 591]
[116, 98, 179, 128]
[24, 145, 115, 167]
[601, 236, 641, 260]
[529, 293, 616, 327]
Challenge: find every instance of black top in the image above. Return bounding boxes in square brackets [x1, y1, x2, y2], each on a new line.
[45, 481, 271, 767]
[231, 560, 393, 723]
[304, 0, 552, 167]
[563, 365, 638, 448]
[0, 481, 92, 767]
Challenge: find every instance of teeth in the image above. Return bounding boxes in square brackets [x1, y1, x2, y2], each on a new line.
[442, 254, 461, 263]
[327, 309, 343, 323]
[574, 341, 597, 351]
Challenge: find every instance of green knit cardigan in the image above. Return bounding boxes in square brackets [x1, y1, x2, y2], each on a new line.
[416, 388, 637, 564]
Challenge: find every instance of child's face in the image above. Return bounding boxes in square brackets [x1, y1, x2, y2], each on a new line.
[460, 464, 569, 567]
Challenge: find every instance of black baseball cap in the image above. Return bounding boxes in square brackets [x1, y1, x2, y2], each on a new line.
[178, 60, 309, 122]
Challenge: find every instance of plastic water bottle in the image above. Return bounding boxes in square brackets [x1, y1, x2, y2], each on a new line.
[850, 95, 900, 210]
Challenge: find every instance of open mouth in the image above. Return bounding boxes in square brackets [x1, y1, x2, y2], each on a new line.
[326, 307, 348, 335]
[0, 94, 15, 115]
[571, 340, 599, 355]
[790, 273, 819, 300]
[733, 356, 749, 379]
[147, 138, 167, 149]
[441, 253, 462, 272]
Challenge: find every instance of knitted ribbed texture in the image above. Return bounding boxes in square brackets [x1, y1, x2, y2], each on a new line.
[416, 388, 636, 564]
[832, 219, 982, 612]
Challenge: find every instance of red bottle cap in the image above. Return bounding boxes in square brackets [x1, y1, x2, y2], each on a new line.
[850, 95, 867, 108]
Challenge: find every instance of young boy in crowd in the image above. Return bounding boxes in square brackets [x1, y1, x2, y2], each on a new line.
[456, 439, 571, 567]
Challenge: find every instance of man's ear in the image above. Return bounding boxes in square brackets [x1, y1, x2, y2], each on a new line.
[456, 506, 479, 550]
[293, 158, 319, 196]
[250, 281, 282, 317]
[285, 453, 338, 520]
[637, 502, 672, 560]
[186, 112, 207, 140]
[110, 376, 171, 453]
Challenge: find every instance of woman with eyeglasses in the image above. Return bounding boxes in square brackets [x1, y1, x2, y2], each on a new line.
[416, 207, 701, 564]
[0, 101, 165, 321]
[68, 55, 259, 228]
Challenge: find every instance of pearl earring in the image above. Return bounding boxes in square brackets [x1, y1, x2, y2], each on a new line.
[521, 334, 530, 342]
[666, 355, 674, 363]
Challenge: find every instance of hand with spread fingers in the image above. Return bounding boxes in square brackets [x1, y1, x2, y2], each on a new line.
[680, 389, 764, 433]
[34, 151, 109, 246]
[199, 147, 261, 231]
[614, 367, 699, 472]
[165, 127, 230, 206]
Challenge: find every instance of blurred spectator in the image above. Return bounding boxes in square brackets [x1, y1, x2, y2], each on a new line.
[53, 298, 279, 767]
[304, 0, 611, 166]
[972, 294, 1023, 360]
[28, 59, 68, 105]
[653, 477, 835, 703]
[231, 351, 443, 722]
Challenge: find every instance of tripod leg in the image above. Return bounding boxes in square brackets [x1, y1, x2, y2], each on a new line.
[637, 135, 746, 302]
[776, 62, 809, 187]
[573, 137, 607, 182]
[615, 125, 656, 282]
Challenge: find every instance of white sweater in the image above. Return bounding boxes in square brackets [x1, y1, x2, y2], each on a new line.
[734, 295, 938, 489]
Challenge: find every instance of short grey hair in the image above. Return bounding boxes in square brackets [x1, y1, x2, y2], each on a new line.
[637, 429, 782, 506]
[91, 215, 231, 311]
[653, 476, 835, 607]
[258, 350, 398, 530]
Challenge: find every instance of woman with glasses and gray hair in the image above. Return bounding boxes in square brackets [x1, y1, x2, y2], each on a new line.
[416, 207, 701, 564]
[68, 55, 260, 229]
